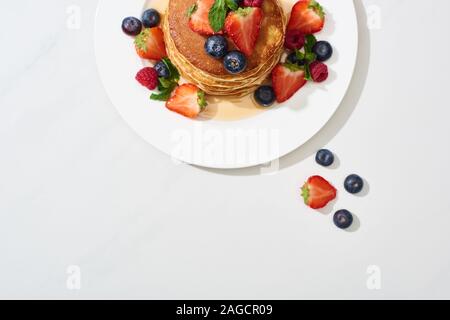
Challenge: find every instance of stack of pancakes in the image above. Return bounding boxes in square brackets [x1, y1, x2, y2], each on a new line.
[163, 0, 286, 96]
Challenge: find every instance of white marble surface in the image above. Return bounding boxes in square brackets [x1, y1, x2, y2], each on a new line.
[1, 0, 450, 299]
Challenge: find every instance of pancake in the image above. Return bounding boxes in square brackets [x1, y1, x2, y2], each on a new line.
[164, 0, 286, 96]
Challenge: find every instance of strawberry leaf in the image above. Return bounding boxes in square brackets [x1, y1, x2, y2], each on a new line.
[309, 0, 325, 19]
[197, 90, 208, 110]
[235, 7, 252, 16]
[301, 184, 310, 204]
[134, 29, 150, 53]
[186, 4, 198, 18]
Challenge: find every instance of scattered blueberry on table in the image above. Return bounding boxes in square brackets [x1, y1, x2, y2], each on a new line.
[315, 149, 334, 167]
[333, 210, 354, 229]
[312, 40, 333, 62]
[344, 174, 364, 194]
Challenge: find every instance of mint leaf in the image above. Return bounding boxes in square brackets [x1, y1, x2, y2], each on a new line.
[209, 0, 227, 33]
[162, 58, 180, 82]
[187, 4, 198, 18]
[284, 62, 303, 72]
[225, 0, 238, 11]
[151, 82, 177, 101]
[305, 52, 316, 63]
[295, 49, 305, 61]
[304, 63, 312, 81]
[150, 58, 180, 101]
[305, 34, 317, 53]
[158, 77, 173, 90]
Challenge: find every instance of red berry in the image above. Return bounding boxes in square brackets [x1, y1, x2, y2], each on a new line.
[224, 7, 263, 56]
[135, 67, 158, 90]
[243, 0, 263, 8]
[309, 61, 328, 82]
[301, 175, 337, 209]
[287, 0, 325, 34]
[284, 29, 305, 50]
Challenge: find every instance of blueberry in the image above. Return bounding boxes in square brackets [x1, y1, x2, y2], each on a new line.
[344, 174, 364, 194]
[313, 41, 333, 62]
[154, 61, 170, 78]
[333, 210, 353, 229]
[286, 52, 305, 66]
[315, 149, 334, 167]
[254, 86, 276, 107]
[205, 35, 228, 59]
[223, 51, 247, 74]
[122, 17, 142, 36]
[142, 9, 160, 28]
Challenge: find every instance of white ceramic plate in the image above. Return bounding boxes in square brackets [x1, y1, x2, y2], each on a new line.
[95, 0, 358, 169]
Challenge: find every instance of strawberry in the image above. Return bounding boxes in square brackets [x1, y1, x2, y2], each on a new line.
[271, 63, 307, 103]
[287, 0, 325, 34]
[301, 176, 337, 209]
[224, 7, 263, 56]
[189, 0, 221, 36]
[135, 27, 167, 60]
[166, 84, 208, 118]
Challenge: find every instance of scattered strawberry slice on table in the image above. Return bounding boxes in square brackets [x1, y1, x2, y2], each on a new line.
[189, 0, 222, 36]
[271, 63, 307, 103]
[287, 0, 325, 34]
[225, 7, 263, 56]
[135, 27, 167, 60]
[301, 176, 337, 209]
[166, 84, 208, 118]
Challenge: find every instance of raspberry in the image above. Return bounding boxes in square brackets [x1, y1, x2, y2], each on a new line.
[284, 29, 305, 50]
[243, 0, 263, 8]
[309, 61, 328, 82]
[135, 67, 158, 90]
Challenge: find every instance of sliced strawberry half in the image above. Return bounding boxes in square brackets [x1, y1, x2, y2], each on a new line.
[271, 63, 307, 103]
[224, 7, 263, 56]
[135, 27, 167, 60]
[287, 0, 325, 34]
[301, 176, 337, 209]
[166, 84, 208, 118]
[189, 0, 222, 36]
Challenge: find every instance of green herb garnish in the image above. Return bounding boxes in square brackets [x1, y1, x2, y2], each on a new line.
[208, 0, 238, 32]
[150, 58, 181, 101]
[292, 34, 318, 81]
